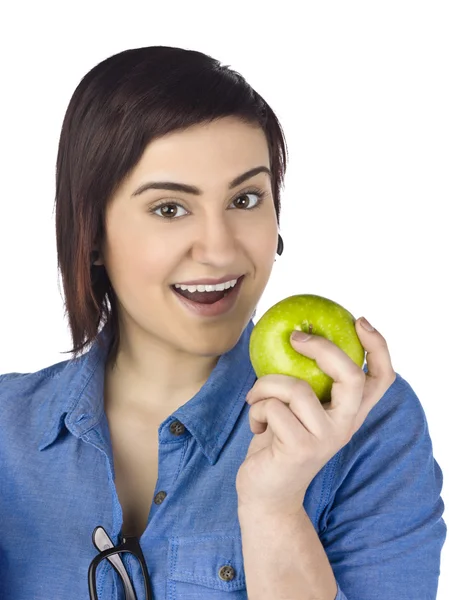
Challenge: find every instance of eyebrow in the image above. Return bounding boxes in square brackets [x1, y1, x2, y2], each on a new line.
[131, 165, 272, 197]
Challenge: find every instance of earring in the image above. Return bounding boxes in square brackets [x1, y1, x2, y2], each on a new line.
[90, 250, 100, 267]
[275, 234, 284, 262]
[276, 234, 284, 256]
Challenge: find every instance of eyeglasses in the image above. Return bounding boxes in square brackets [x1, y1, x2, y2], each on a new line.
[88, 526, 152, 600]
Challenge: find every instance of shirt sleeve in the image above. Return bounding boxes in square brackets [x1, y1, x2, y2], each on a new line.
[320, 374, 446, 600]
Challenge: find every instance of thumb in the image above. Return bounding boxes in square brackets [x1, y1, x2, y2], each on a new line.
[354, 316, 395, 380]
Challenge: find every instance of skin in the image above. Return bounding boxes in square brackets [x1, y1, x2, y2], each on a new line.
[94, 116, 279, 418]
[236, 321, 396, 599]
[92, 116, 398, 592]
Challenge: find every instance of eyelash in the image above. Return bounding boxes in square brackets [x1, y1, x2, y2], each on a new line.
[148, 187, 268, 221]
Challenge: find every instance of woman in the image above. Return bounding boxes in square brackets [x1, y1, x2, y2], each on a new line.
[0, 46, 445, 600]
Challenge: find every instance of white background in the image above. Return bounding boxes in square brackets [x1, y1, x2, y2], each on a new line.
[0, 1, 447, 596]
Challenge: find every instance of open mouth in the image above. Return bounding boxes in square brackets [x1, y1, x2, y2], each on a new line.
[170, 276, 244, 305]
[170, 275, 245, 317]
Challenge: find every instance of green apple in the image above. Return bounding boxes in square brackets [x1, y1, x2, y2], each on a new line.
[249, 294, 365, 403]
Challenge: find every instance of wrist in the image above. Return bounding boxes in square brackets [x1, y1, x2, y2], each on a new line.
[237, 500, 306, 522]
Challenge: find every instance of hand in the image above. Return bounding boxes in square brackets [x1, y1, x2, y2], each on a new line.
[236, 317, 396, 516]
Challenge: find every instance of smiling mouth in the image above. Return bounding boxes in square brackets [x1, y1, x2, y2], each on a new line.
[170, 276, 244, 305]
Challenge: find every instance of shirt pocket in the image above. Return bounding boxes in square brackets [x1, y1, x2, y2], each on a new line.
[167, 533, 247, 599]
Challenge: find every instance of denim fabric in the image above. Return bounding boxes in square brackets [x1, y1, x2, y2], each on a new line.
[0, 319, 446, 599]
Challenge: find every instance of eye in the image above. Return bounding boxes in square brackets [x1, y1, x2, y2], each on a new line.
[148, 188, 267, 221]
[231, 191, 263, 210]
[151, 203, 189, 219]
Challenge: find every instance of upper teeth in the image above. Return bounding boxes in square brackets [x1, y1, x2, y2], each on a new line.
[174, 278, 238, 293]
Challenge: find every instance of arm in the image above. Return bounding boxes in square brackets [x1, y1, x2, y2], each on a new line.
[238, 375, 446, 600]
[319, 375, 446, 599]
[238, 504, 341, 600]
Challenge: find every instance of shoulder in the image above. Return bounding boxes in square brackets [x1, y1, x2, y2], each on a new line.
[0, 358, 72, 386]
[361, 372, 428, 439]
[0, 359, 73, 410]
[0, 358, 81, 453]
[336, 371, 435, 475]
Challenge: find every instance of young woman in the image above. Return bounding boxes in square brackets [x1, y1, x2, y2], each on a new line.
[0, 46, 445, 600]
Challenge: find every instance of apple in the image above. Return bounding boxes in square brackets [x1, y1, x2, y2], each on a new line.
[249, 294, 365, 403]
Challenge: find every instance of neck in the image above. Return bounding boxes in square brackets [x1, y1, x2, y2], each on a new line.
[103, 328, 219, 418]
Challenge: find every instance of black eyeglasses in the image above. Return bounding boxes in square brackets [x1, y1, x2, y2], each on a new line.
[88, 526, 152, 600]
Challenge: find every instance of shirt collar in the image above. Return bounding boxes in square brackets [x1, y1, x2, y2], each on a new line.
[38, 320, 257, 465]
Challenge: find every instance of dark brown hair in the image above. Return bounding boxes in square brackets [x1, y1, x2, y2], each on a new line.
[54, 45, 288, 366]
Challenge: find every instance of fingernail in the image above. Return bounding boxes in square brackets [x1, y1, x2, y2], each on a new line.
[360, 317, 375, 331]
[292, 330, 311, 342]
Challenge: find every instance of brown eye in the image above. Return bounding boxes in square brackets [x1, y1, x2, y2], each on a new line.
[232, 192, 262, 209]
[149, 189, 265, 221]
[159, 204, 178, 217]
[150, 202, 189, 219]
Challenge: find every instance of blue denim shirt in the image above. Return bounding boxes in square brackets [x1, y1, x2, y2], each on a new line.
[0, 319, 446, 599]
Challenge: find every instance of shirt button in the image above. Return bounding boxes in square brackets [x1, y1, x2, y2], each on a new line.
[154, 491, 167, 505]
[218, 565, 235, 581]
[169, 420, 186, 436]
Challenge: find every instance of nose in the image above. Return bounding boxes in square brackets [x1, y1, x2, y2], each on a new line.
[191, 218, 240, 266]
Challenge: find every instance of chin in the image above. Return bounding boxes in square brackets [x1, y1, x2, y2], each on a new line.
[182, 316, 250, 356]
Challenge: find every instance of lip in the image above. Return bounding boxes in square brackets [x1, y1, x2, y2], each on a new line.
[173, 273, 244, 286]
[171, 275, 245, 318]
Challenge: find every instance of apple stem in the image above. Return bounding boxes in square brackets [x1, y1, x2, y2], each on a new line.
[309, 323, 313, 334]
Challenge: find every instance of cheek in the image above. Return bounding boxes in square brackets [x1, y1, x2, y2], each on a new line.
[104, 216, 151, 274]
[253, 226, 278, 263]
[115, 241, 183, 291]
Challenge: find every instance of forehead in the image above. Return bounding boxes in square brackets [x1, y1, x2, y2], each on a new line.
[130, 117, 270, 185]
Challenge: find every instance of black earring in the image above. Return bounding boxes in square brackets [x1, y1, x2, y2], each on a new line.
[90, 250, 100, 267]
[276, 234, 284, 256]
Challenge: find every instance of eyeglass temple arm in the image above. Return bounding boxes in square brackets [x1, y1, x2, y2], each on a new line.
[92, 528, 137, 600]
